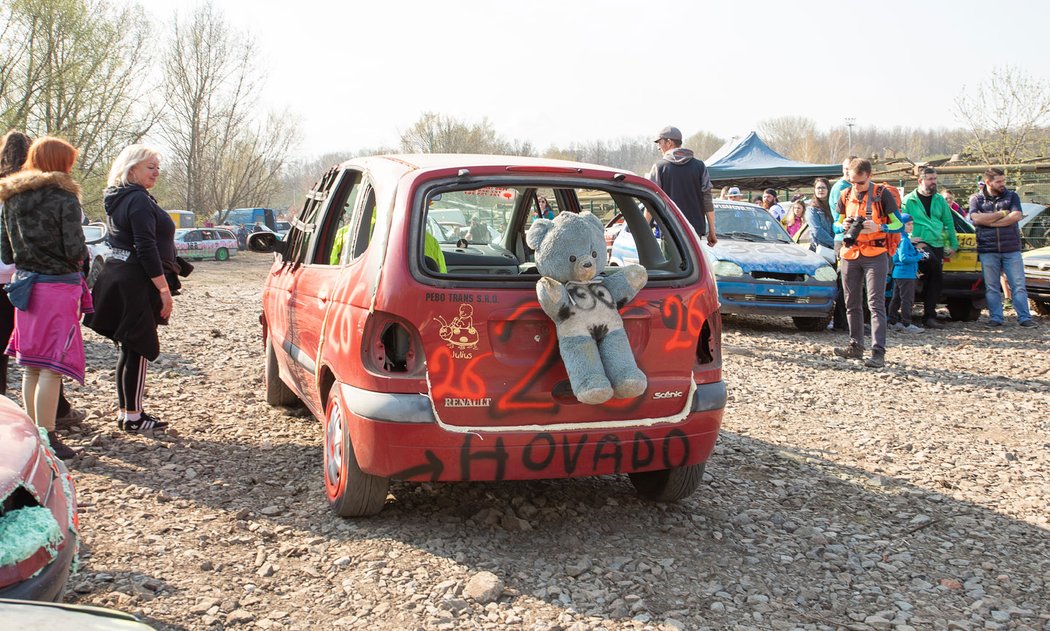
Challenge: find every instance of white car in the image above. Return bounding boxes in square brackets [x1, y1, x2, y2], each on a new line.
[83, 223, 111, 289]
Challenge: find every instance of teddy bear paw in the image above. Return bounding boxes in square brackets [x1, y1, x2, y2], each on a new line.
[612, 374, 647, 399]
[574, 376, 613, 405]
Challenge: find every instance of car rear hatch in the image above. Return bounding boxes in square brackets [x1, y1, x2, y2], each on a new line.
[378, 171, 719, 432]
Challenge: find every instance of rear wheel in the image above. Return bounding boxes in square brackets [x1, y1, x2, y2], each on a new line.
[324, 384, 389, 517]
[629, 463, 705, 502]
[946, 297, 981, 322]
[1033, 299, 1050, 316]
[792, 315, 832, 331]
[265, 336, 299, 406]
[215, 247, 229, 261]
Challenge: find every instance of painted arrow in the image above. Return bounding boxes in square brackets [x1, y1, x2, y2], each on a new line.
[391, 450, 444, 481]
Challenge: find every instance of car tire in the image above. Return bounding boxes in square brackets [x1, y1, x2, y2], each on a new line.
[323, 383, 389, 517]
[946, 297, 981, 322]
[1033, 299, 1050, 316]
[629, 463, 704, 502]
[792, 315, 833, 332]
[265, 336, 299, 407]
[87, 257, 104, 289]
[215, 247, 229, 261]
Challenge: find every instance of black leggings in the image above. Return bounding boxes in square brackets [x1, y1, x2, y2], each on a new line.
[116, 344, 148, 412]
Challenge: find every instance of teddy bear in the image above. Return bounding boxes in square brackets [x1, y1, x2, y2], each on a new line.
[526, 211, 648, 405]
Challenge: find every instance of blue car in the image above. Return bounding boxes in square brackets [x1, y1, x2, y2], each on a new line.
[613, 201, 837, 330]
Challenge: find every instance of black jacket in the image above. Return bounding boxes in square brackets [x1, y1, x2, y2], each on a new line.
[648, 149, 715, 235]
[104, 184, 176, 278]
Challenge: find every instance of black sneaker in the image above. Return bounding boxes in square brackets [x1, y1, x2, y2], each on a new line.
[1019, 320, 1037, 328]
[985, 320, 1003, 328]
[924, 318, 945, 330]
[47, 431, 77, 460]
[122, 413, 169, 433]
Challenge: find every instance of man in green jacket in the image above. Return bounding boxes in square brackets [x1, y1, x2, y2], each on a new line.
[900, 167, 959, 329]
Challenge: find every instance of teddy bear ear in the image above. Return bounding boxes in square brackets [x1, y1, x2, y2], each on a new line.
[579, 211, 604, 233]
[526, 219, 554, 250]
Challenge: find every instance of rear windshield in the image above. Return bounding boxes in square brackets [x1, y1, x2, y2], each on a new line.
[419, 182, 692, 281]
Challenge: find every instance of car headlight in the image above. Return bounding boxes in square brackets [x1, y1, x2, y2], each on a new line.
[813, 265, 837, 282]
[713, 260, 744, 277]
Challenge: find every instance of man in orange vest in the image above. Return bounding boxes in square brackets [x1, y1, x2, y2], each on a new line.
[832, 158, 903, 368]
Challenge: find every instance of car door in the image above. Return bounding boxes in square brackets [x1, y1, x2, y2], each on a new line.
[284, 169, 364, 411]
[265, 169, 341, 407]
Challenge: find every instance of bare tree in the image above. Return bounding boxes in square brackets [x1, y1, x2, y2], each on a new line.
[159, 2, 298, 223]
[0, 0, 156, 213]
[955, 66, 1050, 165]
[683, 130, 726, 161]
[757, 116, 821, 161]
[398, 112, 534, 156]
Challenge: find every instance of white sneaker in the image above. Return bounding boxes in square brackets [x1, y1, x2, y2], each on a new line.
[903, 324, 923, 333]
[891, 322, 905, 332]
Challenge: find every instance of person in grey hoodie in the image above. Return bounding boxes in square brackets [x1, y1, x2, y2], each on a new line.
[648, 126, 717, 247]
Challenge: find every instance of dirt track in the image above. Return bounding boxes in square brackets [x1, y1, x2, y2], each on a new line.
[51, 253, 1049, 630]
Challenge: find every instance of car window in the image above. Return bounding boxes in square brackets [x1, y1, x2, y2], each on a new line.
[714, 206, 794, 243]
[423, 183, 688, 277]
[285, 167, 341, 265]
[313, 170, 364, 265]
[1022, 207, 1050, 250]
[351, 186, 377, 260]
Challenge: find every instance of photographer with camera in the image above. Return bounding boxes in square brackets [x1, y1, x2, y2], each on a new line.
[832, 158, 904, 368]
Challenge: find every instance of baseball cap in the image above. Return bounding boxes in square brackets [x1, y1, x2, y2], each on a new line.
[727, 186, 742, 197]
[653, 126, 683, 143]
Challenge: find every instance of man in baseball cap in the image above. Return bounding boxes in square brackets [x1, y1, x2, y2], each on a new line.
[648, 126, 716, 247]
[726, 186, 745, 201]
[652, 126, 683, 143]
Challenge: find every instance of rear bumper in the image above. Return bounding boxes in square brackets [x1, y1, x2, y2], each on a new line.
[938, 272, 985, 299]
[717, 280, 835, 318]
[340, 381, 726, 482]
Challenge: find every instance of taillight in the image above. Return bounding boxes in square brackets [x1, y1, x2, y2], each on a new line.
[697, 320, 713, 365]
[362, 312, 424, 377]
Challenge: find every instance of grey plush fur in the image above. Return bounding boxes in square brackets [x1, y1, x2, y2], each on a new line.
[526, 211, 648, 405]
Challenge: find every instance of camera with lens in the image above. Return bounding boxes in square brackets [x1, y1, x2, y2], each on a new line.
[841, 216, 866, 247]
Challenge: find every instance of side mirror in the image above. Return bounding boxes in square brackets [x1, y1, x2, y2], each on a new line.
[247, 231, 287, 255]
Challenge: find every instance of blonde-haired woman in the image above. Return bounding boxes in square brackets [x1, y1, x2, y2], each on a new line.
[86, 144, 177, 432]
[0, 137, 90, 458]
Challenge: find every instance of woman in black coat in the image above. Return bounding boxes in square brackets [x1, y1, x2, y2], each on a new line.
[87, 144, 178, 433]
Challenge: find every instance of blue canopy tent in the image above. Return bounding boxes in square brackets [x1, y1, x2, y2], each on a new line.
[705, 132, 842, 190]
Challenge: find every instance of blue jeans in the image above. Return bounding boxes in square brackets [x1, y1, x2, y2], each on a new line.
[979, 251, 1031, 323]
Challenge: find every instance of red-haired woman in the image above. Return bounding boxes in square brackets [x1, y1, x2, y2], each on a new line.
[0, 137, 91, 459]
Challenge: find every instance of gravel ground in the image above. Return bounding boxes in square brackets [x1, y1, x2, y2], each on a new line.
[42, 253, 1049, 630]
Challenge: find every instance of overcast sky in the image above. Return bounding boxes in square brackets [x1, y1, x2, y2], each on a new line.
[138, 0, 1049, 159]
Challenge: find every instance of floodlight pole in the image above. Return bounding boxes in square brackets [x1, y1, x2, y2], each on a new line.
[845, 117, 856, 156]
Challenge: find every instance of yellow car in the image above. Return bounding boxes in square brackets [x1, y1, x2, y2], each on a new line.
[794, 208, 985, 321]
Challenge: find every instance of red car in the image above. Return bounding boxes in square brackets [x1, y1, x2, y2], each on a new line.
[0, 397, 78, 601]
[252, 155, 725, 516]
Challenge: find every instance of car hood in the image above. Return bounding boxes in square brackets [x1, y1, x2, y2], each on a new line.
[1023, 246, 1050, 268]
[707, 240, 829, 274]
